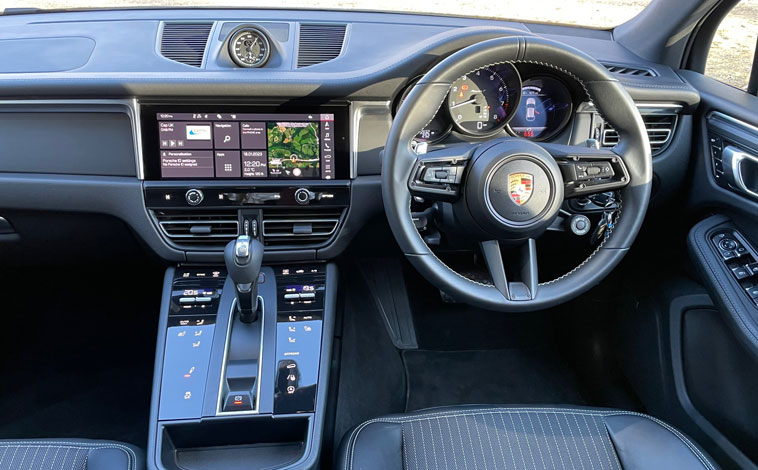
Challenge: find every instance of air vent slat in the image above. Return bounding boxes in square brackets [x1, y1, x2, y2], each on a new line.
[297, 24, 347, 68]
[601, 114, 677, 156]
[602, 63, 657, 78]
[160, 22, 213, 68]
[153, 210, 239, 248]
[262, 209, 343, 247]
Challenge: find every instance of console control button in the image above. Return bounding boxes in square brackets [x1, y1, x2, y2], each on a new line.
[294, 188, 312, 205]
[746, 286, 758, 300]
[732, 266, 751, 280]
[223, 391, 253, 412]
[185, 189, 204, 206]
[747, 262, 758, 276]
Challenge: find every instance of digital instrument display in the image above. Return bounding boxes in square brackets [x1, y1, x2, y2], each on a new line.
[508, 76, 573, 141]
[156, 112, 336, 180]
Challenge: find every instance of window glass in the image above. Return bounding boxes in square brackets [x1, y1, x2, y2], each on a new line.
[0, 0, 652, 29]
[704, 0, 758, 90]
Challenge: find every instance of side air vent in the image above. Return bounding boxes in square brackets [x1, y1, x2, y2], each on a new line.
[262, 209, 343, 247]
[602, 114, 678, 156]
[297, 24, 347, 68]
[160, 22, 213, 67]
[153, 210, 239, 249]
[602, 63, 657, 77]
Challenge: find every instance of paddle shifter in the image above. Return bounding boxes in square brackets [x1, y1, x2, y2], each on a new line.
[224, 235, 264, 323]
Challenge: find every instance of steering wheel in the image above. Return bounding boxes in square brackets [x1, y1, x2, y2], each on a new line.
[383, 36, 652, 312]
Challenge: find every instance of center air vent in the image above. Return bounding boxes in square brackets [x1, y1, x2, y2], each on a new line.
[262, 209, 343, 247]
[153, 210, 239, 249]
[601, 114, 677, 156]
[602, 63, 657, 77]
[297, 24, 347, 68]
[160, 22, 213, 67]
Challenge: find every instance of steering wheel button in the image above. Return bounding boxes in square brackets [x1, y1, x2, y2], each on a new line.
[435, 170, 449, 179]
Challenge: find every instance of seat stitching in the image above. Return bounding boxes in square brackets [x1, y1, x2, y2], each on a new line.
[18, 445, 30, 469]
[418, 420, 430, 470]
[27, 445, 40, 470]
[435, 418, 448, 470]
[0, 443, 136, 470]
[69, 448, 80, 470]
[535, 411, 557, 470]
[525, 412, 547, 469]
[462, 414, 480, 470]
[471, 415, 488, 470]
[444, 416, 459, 470]
[50, 447, 61, 470]
[589, 414, 617, 470]
[481, 413, 498, 470]
[6, 446, 19, 469]
[427, 418, 440, 470]
[39, 445, 51, 470]
[346, 407, 713, 470]
[544, 412, 566, 470]
[581, 414, 604, 470]
[571, 413, 596, 470]
[517, 411, 538, 469]
[401, 421, 409, 470]
[507, 412, 527, 469]
[560, 413, 585, 470]
[496, 411, 518, 469]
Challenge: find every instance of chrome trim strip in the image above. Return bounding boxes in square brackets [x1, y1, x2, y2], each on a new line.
[350, 101, 391, 179]
[216, 296, 265, 416]
[709, 111, 758, 135]
[723, 146, 758, 198]
[0, 99, 144, 180]
[577, 101, 684, 114]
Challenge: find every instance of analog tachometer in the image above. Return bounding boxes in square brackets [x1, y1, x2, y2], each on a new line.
[446, 64, 521, 136]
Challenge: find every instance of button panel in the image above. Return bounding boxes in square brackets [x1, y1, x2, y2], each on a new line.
[712, 230, 758, 306]
[159, 267, 227, 421]
[273, 264, 326, 414]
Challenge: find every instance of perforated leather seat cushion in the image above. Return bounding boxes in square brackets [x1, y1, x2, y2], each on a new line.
[0, 439, 143, 470]
[338, 406, 718, 470]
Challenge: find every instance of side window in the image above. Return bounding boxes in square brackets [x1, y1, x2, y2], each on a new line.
[704, 0, 757, 91]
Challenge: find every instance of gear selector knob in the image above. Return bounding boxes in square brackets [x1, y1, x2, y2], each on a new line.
[224, 235, 264, 323]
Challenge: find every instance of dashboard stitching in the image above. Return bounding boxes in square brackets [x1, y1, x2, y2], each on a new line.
[407, 57, 623, 292]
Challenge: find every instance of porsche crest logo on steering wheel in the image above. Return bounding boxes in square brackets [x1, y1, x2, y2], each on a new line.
[508, 172, 534, 206]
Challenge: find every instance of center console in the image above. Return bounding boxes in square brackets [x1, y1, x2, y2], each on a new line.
[149, 262, 336, 470]
[142, 102, 345, 470]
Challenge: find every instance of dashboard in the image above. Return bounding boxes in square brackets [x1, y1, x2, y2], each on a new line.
[0, 8, 700, 266]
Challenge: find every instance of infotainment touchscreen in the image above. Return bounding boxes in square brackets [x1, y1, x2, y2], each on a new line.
[155, 112, 336, 179]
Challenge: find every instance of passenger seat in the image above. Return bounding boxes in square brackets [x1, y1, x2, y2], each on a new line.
[0, 439, 143, 470]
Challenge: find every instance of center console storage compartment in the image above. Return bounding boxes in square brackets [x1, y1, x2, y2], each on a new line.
[159, 415, 310, 470]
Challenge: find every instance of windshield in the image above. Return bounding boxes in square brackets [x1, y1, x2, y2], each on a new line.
[0, 0, 652, 29]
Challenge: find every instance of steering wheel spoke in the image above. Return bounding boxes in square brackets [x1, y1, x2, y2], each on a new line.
[538, 143, 630, 197]
[480, 239, 538, 301]
[408, 142, 479, 201]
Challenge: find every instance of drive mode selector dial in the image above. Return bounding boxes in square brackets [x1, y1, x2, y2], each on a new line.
[185, 189, 204, 206]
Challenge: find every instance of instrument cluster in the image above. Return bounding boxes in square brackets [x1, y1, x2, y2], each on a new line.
[396, 64, 578, 144]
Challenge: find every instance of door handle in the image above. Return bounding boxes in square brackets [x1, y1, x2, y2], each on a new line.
[723, 146, 758, 198]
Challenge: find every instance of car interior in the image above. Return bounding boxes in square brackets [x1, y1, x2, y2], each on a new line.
[0, 0, 757, 468]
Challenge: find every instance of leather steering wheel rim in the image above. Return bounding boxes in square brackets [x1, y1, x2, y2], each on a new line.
[382, 36, 652, 312]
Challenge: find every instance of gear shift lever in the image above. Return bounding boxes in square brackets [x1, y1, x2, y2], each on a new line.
[224, 235, 264, 323]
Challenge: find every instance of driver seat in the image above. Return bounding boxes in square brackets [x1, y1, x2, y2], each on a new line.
[337, 406, 718, 470]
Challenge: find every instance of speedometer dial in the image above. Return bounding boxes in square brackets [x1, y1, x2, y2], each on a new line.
[446, 64, 521, 136]
[508, 76, 573, 141]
